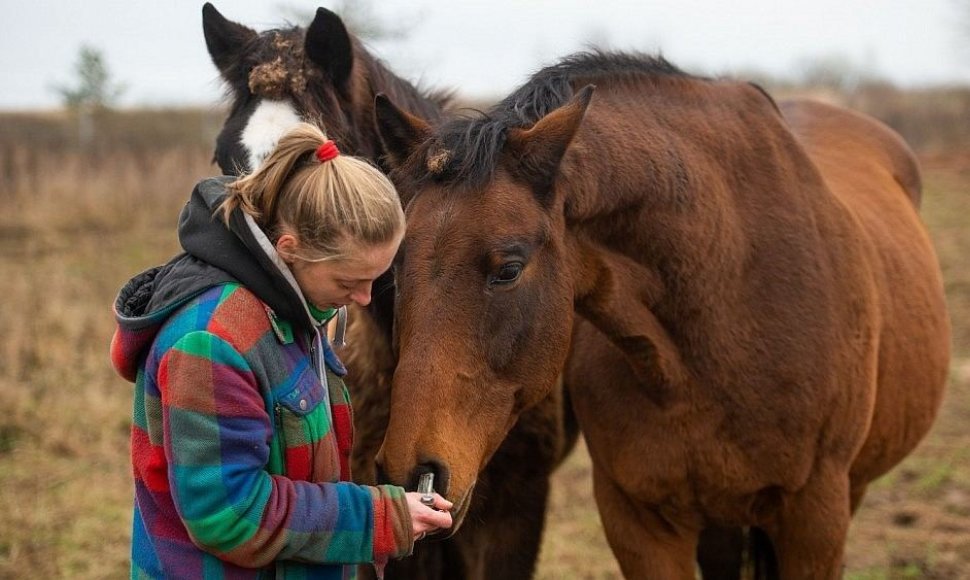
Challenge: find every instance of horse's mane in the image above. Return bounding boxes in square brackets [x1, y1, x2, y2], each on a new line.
[408, 51, 692, 190]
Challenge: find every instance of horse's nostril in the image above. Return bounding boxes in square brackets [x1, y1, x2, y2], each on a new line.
[413, 460, 450, 497]
[374, 458, 451, 492]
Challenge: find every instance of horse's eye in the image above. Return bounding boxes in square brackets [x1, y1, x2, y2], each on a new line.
[490, 262, 523, 286]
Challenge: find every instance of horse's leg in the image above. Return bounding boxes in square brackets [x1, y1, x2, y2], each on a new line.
[592, 466, 698, 579]
[452, 474, 550, 580]
[849, 480, 869, 514]
[769, 464, 851, 579]
[376, 537, 464, 579]
[481, 478, 549, 579]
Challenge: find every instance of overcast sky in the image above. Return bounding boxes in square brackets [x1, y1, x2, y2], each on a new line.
[2, 0, 969, 110]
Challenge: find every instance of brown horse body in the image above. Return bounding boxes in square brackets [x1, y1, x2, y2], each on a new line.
[202, 5, 578, 578]
[375, 53, 949, 578]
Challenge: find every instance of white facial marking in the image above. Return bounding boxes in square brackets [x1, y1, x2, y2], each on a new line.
[241, 100, 302, 170]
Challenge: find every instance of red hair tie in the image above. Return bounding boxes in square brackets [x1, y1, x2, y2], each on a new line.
[315, 140, 340, 162]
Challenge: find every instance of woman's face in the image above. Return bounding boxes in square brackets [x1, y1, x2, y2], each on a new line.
[278, 234, 402, 310]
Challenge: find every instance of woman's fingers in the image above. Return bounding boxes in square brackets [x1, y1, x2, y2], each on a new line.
[404, 491, 455, 539]
[431, 492, 453, 511]
[422, 504, 453, 530]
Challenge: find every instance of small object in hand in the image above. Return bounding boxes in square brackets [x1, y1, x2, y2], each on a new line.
[417, 473, 435, 507]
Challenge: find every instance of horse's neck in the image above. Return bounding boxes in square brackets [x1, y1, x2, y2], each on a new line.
[562, 83, 801, 254]
[560, 122, 697, 403]
[561, 77, 785, 217]
[561, 89, 820, 399]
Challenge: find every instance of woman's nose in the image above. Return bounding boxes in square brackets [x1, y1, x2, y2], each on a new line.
[350, 283, 373, 307]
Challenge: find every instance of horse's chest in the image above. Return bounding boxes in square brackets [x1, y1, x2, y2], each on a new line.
[586, 396, 817, 511]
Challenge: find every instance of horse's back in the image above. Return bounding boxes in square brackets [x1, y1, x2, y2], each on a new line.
[781, 98, 949, 487]
[780, 99, 923, 208]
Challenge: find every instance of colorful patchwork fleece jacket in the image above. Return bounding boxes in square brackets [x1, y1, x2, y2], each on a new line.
[110, 177, 412, 579]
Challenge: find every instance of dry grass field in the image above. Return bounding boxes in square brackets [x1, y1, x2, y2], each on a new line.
[0, 98, 967, 578]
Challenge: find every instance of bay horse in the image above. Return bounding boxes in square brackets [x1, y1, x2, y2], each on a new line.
[374, 51, 951, 578]
[201, 4, 578, 578]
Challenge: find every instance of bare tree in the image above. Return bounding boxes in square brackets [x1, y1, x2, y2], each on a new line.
[53, 45, 126, 111]
[793, 53, 886, 94]
[52, 45, 126, 144]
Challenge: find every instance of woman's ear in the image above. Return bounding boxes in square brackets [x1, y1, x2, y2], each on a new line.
[275, 233, 299, 263]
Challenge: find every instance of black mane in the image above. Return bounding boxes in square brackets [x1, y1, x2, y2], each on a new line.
[410, 51, 691, 189]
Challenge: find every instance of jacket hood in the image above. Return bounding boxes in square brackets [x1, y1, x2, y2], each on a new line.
[111, 177, 316, 382]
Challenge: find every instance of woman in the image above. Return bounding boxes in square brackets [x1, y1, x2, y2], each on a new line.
[110, 123, 452, 579]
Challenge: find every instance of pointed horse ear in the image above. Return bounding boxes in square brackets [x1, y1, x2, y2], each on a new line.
[506, 84, 595, 195]
[375, 94, 433, 168]
[305, 7, 354, 89]
[202, 3, 257, 76]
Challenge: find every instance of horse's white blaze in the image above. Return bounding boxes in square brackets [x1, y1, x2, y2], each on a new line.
[241, 100, 302, 170]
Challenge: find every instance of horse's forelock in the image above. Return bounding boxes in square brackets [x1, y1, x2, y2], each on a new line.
[243, 30, 312, 100]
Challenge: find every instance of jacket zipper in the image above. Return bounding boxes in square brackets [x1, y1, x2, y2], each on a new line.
[274, 402, 287, 476]
[308, 331, 332, 415]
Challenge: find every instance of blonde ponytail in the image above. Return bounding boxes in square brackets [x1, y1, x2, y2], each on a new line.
[220, 123, 405, 261]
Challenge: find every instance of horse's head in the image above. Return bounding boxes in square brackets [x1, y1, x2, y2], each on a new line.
[373, 87, 594, 530]
[203, 3, 364, 174]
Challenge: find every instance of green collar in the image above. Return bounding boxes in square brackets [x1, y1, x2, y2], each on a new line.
[308, 303, 337, 324]
[265, 304, 335, 345]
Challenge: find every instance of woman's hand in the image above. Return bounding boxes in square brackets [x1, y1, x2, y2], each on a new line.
[404, 492, 454, 541]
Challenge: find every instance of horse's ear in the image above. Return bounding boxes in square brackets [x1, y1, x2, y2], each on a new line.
[506, 84, 595, 195]
[202, 3, 257, 76]
[375, 94, 433, 168]
[305, 7, 354, 89]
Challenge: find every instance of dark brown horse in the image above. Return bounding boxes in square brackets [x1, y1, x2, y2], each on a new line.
[374, 52, 951, 578]
[202, 5, 578, 578]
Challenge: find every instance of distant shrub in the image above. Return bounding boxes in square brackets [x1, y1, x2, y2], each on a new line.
[0, 108, 225, 199]
[848, 84, 970, 154]
[758, 80, 970, 155]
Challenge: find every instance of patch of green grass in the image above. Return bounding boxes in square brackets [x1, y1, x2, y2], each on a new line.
[870, 469, 899, 491]
[0, 424, 23, 455]
[845, 568, 889, 580]
[915, 459, 955, 494]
